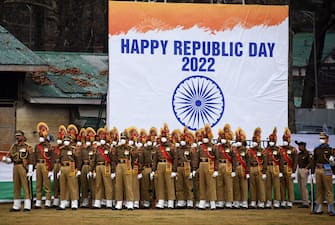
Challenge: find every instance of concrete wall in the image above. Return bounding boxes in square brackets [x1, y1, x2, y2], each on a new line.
[16, 102, 69, 146]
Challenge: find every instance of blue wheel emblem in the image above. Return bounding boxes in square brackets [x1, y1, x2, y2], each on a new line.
[172, 75, 225, 131]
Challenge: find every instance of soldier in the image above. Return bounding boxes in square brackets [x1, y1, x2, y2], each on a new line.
[279, 128, 298, 209]
[173, 128, 192, 209]
[248, 127, 267, 209]
[139, 127, 157, 208]
[2, 130, 34, 212]
[295, 140, 312, 208]
[113, 129, 134, 210]
[197, 124, 218, 210]
[265, 127, 282, 209]
[215, 124, 235, 209]
[152, 123, 177, 209]
[33, 122, 53, 209]
[92, 127, 114, 209]
[311, 132, 335, 215]
[85, 127, 97, 208]
[193, 129, 202, 208]
[52, 125, 67, 208]
[232, 128, 249, 209]
[57, 135, 81, 210]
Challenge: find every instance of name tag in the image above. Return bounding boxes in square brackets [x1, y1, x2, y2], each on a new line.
[257, 152, 261, 157]
[104, 150, 109, 155]
[67, 151, 72, 156]
[273, 151, 277, 155]
[124, 150, 129, 155]
[287, 150, 291, 154]
[241, 152, 245, 156]
[19, 148, 26, 153]
[208, 147, 212, 152]
[184, 151, 189, 156]
[225, 149, 230, 153]
[44, 148, 48, 152]
[89, 151, 93, 155]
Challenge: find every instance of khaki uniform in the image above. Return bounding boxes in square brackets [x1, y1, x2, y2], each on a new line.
[8, 142, 34, 210]
[297, 149, 312, 206]
[152, 142, 177, 208]
[131, 146, 140, 208]
[113, 144, 134, 205]
[139, 144, 155, 206]
[79, 144, 95, 207]
[215, 143, 235, 207]
[233, 145, 249, 208]
[34, 142, 53, 207]
[175, 144, 194, 208]
[196, 143, 218, 203]
[58, 145, 81, 209]
[312, 143, 334, 212]
[265, 145, 281, 207]
[52, 144, 62, 207]
[279, 145, 298, 207]
[248, 146, 267, 208]
[93, 144, 113, 208]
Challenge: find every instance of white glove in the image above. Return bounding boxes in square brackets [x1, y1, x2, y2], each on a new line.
[27, 164, 34, 178]
[262, 174, 267, 180]
[188, 172, 193, 179]
[212, 171, 219, 178]
[246, 174, 250, 179]
[5, 157, 12, 164]
[231, 172, 236, 177]
[57, 171, 61, 179]
[332, 174, 335, 180]
[76, 170, 81, 177]
[330, 156, 335, 166]
[87, 171, 92, 179]
[48, 171, 53, 179]
[279, 172, 283, 178]
[311, 174, 315, 182]
[192, 170, 196, 177]
[137, 173, 143, 180]
[170, 172, 177, 178]
[291, 173, 296, 179]
[2, 156, 8, 163]
[93, 172, 96, 179]
[111, 173, 116, 180]
[150, 171, 155, 181]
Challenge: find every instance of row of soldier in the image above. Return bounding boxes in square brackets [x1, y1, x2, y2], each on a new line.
[2, 122, 333, 213]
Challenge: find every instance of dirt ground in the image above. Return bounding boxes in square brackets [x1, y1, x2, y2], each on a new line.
[0, 203, 333, 225]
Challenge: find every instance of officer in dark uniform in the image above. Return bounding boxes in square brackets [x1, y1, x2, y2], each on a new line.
[295, 140, 312, 208]
[311, 132, 335, 216]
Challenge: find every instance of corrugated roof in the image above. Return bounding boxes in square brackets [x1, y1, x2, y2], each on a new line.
[23, 51, 108, 104]
[0, 25, 48, 71]
[293, 32, 335, 67]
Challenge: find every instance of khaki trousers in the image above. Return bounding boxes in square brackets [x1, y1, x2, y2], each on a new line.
[36, 163, 51, 201]
[53, 163, 60, 198]
[132, 173, 140, 201]
[156, 162, 175, 200]
[60, 165, 78, 200]
[216, 163, 233, 202]
[298, 168, 309, 205]
[249, 166, 265, 202]
[315, 167, 334, 204]
[80, 165, 90, 199]
[13, 164, 30, 199]
[95, 165, 113, 200]
[199, 162, 216, 201]
[233, 165, 248, 202]
[266, 165, 281, 201]
[176, 167, 193, 200]
[115, 163, 133, 201]
[280, 165, 294, 202]
[140, 167, 152, 201]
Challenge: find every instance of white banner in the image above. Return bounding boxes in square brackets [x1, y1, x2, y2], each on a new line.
[108, 2, 288, 138]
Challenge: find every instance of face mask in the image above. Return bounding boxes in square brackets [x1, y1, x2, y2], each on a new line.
[203, 138, 209, 143]
[96, 142, 101, 146]
[100, 139, 106, 145]
[221, 139, 226, 144]
[86, 141, 91, 146]
[64, 140, 70, 146]
[112, 141, 117, 146]
[180, 140, 186, 146]
[236, 142, 242, 147]
[283, 141, 289, 146]
[161, 137, 167, 143]
[57, 139, 62, 145]
[128, 140, 134, 146]
[269, 142, 275, 146]
[120, 139, 126, 145]
[320, 139, 325, 144]
[77, 141, 82, 146]
[39, 137, 45, 143]
[252, 142, 258, 147]
[147, 141, 152, 146]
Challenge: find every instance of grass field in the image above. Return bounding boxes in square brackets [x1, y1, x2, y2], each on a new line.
[0, 203, 333, 225]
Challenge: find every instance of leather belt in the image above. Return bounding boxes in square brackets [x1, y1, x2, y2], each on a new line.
[316, 163, 324, 169]
[37, 159, 46, 163]
[119, 159, 126, 163]
[83, 161, 90, 165]
[14, 162, 23, 165]
[219, 159, 227, 163]
[97, 162, 105, 165]
[250, 162, 258, 166]
[159, 159, 167, 162]
[144, 163, 152, 167]
[200, 158, 209, 162]
[55, 159, 60, 163]
[62, 162, 70, 166]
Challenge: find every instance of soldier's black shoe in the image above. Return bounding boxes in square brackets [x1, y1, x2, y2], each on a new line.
[298, 204, 309, 208]
[314, 211, 324, 215]
[56, 207, 66, 210]
[23, 208, 31, 212]
[44, 206, 52, 209]
[71, 208, 77, 211]
[9, 208, 20, 212]
[34, 206, 42, 209]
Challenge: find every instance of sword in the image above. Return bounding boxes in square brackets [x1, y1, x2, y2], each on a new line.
[310, 172, 314, 213]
